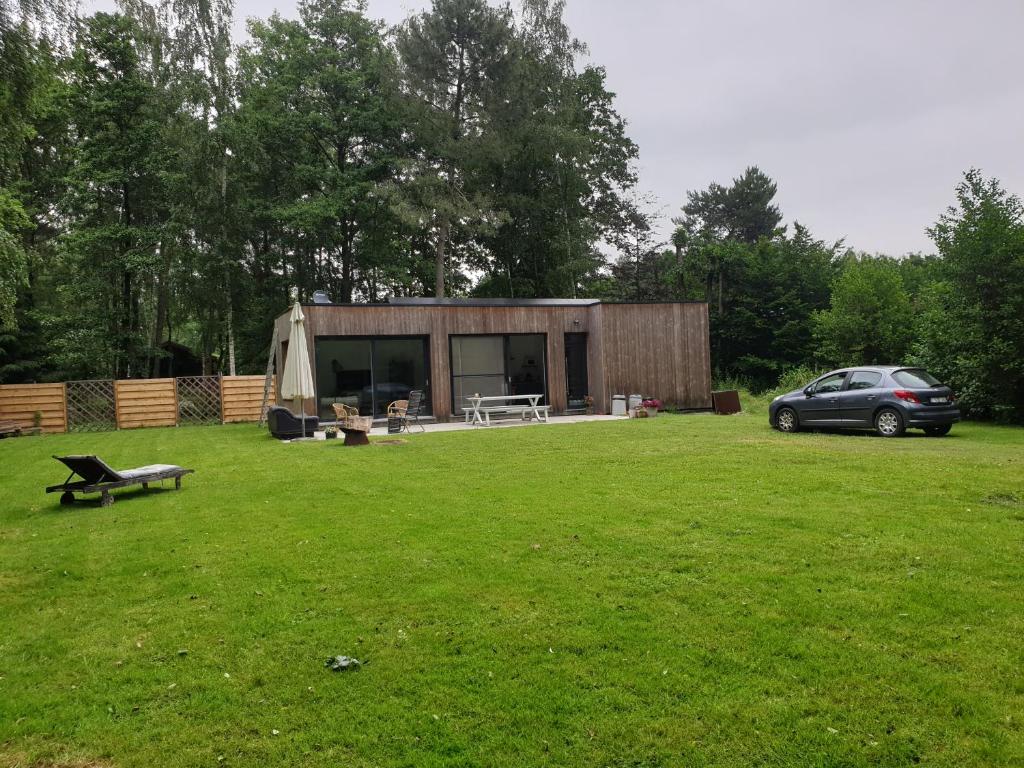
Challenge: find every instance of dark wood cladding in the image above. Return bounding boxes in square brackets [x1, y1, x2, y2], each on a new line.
[275, 302, 711, 420]
[597, 303, 712, 410]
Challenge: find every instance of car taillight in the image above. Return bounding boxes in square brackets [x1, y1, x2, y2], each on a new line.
[893, 390, 921, 404]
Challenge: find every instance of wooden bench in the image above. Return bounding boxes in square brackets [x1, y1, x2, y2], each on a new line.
[524, 406, 551, 422]
[477, 405, 528, 425]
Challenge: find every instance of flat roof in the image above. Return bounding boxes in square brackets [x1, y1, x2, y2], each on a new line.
[277, 297, 709, 320]
[386, 297, 601, 307]
[291, 297, 707, 310]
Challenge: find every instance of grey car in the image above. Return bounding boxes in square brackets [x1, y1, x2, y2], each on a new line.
[769, 366, 960, 437]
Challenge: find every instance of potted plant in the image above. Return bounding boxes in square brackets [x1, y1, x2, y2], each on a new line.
[583, 395, 594, 415]
[642, 398, 662, 417]
[324, 426, 338, 440]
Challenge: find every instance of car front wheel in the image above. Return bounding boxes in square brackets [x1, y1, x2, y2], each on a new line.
[776, 407, 799, 433]
[924, 424, 952, 437]
[875, 408, 905, 437]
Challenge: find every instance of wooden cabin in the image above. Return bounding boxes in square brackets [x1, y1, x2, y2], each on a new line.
[273, 298, 712, 421]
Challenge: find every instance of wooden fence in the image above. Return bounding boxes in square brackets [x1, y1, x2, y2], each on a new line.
[0, 383, 67, 433]
[116, 378, 178, 430]
[221, 375, 272, 423]
[0, 375, 275, 434]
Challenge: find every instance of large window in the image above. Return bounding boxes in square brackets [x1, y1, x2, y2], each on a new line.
[315, 336, 429, 419]
[564, 332, 589, 410]
[450, 334, 547, 414]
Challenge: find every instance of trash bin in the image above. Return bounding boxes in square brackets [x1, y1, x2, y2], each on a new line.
[387, 415, 402, 434]
[611, 395, 627, 416]
[627, 394, 643, 411]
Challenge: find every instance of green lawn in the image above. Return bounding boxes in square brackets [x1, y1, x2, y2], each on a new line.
[1, 407, 1023, 767]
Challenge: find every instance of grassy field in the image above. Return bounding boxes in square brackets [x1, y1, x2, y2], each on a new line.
[1, 404, 1023, 767]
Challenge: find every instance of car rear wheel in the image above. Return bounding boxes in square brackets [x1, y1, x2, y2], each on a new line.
[776, 407, 799, 433]
[874, 408, 905, 437]
[923, 424, 952, 437]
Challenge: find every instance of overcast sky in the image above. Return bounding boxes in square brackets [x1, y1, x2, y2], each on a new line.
[88, 0, 1024, 254]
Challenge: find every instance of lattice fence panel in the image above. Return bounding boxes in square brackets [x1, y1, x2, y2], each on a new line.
[176, 376, 222, 425]
[66, 379, 116, 432]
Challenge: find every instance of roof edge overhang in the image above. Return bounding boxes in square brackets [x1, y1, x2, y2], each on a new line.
[275, 298, 709, 319]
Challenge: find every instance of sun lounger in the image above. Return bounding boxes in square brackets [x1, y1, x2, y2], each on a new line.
[46, 455, 194, 507]
[267, 406, 320, 440]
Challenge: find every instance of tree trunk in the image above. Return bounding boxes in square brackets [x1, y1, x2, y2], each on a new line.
[151, 239, 171, 377]
[675, 242, 686, 297]
[220, 158, 236, 377]
[434, 216, 450, 298]
[226, 303, 236, 376]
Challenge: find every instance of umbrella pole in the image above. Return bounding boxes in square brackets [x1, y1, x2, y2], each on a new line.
[301, 397, 306, 438]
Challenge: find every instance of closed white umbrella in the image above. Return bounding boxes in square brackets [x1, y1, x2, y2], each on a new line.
[280, 300, 316, 438]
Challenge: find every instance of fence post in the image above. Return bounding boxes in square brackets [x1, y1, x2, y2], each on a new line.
[61, 382, 68, 433]
[219, 375, 226, 424]
[113, 380, 121, 430]
[173, 377, 181, 427]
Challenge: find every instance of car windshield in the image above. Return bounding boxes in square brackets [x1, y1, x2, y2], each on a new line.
[891, 369, 941, 388]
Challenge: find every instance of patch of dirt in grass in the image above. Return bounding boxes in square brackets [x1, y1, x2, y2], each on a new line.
[981, 491, 1023, 508]
[373, 439, 407, 446]
[737, 437, 777, 446]
[0, 753, 112, 768]
[981, 491, 1024, 520]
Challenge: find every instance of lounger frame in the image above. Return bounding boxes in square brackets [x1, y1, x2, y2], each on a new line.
[46, 456, 194, 507]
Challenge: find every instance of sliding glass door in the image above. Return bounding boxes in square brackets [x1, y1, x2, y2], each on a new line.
[450, 336, 506, 408]
[314, 336, 430, 419]
[450, 334, 547, 415]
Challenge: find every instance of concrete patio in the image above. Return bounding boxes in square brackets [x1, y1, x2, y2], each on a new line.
[371, 413, 626, 436]
[300, 413, 627, 441]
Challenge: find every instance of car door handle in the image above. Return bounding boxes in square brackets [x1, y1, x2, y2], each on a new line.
[828, 397, 838, 403]
[866, 395, 877, 401]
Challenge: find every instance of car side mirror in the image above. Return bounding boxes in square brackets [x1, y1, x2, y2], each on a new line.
[803, 387, 814, 397]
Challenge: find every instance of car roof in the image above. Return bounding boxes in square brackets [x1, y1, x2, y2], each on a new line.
[823, 365, 908, 375]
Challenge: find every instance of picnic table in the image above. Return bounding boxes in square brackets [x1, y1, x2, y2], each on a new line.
[464, 394, 550, 426]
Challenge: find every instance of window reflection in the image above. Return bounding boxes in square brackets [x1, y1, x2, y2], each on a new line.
[315, 337, 429, 419]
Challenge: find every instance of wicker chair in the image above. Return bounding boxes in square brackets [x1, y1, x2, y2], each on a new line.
[331, 403, 359, 427]
[386, 399, 409, 418]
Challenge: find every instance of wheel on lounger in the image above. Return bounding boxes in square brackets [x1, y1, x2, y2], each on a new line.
[100, 491, 114, 507]
[60, 491, 75, 506]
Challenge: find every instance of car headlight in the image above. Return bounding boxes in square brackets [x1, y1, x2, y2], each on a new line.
[772, 395, 782, 402]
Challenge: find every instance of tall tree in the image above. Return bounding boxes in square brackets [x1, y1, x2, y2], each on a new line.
[917, 170, 1024, 420]
[0, 189, 28, 329]
[473, 0, 637, 298]
[605, 194, 664, 301]
[396, 0, 515, 297]
[812, 256, 913, 368]
[673, 167, 784, 318]
[57, 12, 170, 378]
[680, 166, 782, 244]
[240, 0, 404, 304]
